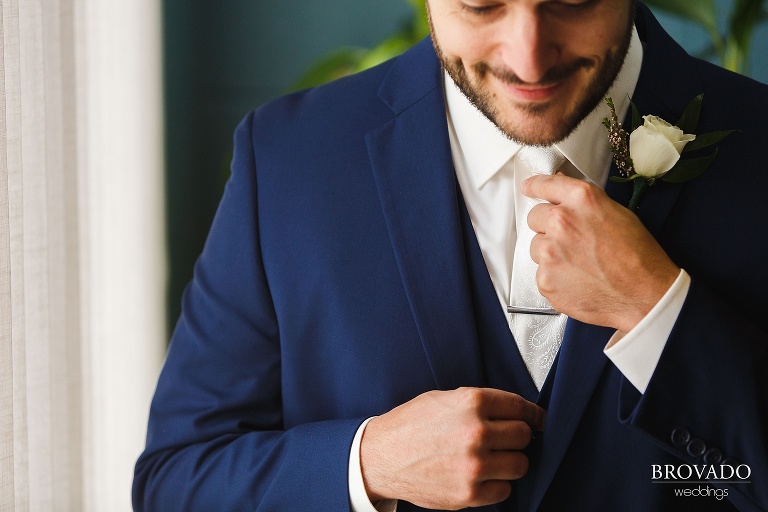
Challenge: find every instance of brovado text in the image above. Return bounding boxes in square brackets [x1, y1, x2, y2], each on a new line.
[652, 464, 752, 482]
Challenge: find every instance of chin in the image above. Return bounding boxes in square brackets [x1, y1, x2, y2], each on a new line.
[498, 107, 577, 146]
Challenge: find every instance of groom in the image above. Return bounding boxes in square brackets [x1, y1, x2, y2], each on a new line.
[134, 1, 768, 511]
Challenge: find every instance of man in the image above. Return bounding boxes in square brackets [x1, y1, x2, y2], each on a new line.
[133, 1, 768, 511]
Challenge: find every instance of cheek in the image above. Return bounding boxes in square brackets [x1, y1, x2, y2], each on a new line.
[559, 27, 618, 59]
[437, 29, 491, 66]
[596, 24, 628, 51]
[598, 8, 633, 52]
[557, 8, 632, 58]
[430, 13, 493, 67]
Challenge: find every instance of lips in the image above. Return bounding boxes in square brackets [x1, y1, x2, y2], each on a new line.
[501, 80, 564, 102]
[485, 57, 591, 104]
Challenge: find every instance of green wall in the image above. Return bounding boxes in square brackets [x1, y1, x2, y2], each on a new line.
[163, 0, 767, 331]
[163, 0, 412, 327]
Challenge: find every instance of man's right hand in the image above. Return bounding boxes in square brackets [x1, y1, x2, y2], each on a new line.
[360, 387, 546, 510]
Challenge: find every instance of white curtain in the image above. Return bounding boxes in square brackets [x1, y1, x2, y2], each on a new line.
[1, 0, 165, 510]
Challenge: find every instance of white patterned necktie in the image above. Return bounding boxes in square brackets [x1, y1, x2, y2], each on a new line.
[508, 146, 567, 389]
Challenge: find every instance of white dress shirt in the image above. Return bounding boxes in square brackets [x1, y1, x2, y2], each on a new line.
[349, 27, 691, 511]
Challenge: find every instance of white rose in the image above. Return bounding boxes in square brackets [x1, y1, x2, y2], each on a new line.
[629, 115, 696, 178]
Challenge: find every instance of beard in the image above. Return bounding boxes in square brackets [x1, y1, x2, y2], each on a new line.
[431, 9, 635, 146]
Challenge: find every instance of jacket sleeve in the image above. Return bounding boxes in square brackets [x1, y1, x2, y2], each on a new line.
[132, 111, 363, 511]
[618, 279, 768, 511]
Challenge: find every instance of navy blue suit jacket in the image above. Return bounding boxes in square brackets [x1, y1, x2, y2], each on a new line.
[134, 4, 768, 511]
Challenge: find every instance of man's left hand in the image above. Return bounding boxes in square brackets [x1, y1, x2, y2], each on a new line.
[522, 173, 680, 334]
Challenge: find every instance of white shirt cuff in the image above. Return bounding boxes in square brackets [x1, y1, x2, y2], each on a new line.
[604, 269, 691, 393]
[349, 417, 398, 512]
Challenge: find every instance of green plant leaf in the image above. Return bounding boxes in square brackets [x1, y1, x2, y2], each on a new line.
[724, 0, 766, 72]
[676, 94, 704, 134]
[643, 0, 722, 54]
[610, 176, 634, 183]
[682, 130, 736, 152]
[730, 0, 766, 50]
[406, 0, 430, 39]
[356, 35, 414, 71]
[289, 0, 428, 91]
[289, 47, 368, 90]
[643, 0, 718, 31]
[662, 149, 719, 183]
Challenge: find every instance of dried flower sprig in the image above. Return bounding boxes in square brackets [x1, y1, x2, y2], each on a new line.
[602, 97, 635, 178]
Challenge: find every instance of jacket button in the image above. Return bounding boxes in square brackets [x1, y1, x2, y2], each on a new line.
[671, 427, 691, 447]
[704, 448, 724, 465]
[687, 438, 707, 458]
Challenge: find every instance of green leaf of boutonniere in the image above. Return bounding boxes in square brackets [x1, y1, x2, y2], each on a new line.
[661, 149, 720, 183]
[683, 130, 737, 152]
[675, 93, 704, 134]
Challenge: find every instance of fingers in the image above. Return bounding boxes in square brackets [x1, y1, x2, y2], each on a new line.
[523, 174, 588, 235]
[485, 420, 534, 450]
[525, 178, 602, 235]
[470, 388, 546, 431]
[446, 475, 517, 509]
[470, 481, 514, 507]
[522, 173, 603, 210]
[527, 202, 557, 234]
[447, 443, 530, 507]
[478, 450, 531, 481]
[520, 172, 570, 204]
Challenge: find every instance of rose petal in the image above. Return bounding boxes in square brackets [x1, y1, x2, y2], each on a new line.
[645, 115, 683, 141]
[672, 134, 696, 153]
[643, 116, 697, 152]
[630, 126, 682, 178]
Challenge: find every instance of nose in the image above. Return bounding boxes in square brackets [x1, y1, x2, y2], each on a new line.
[497, 9, 559, 84]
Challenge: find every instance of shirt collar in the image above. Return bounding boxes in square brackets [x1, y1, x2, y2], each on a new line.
[445, 26, 643, 189]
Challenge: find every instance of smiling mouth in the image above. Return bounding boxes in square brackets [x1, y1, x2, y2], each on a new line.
[484, 57, 593, 103]
[500, 80, 565, 102]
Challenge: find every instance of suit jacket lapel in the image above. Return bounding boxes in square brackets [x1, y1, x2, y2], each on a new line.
[529, 4, 708, 508]
[524, 320, 613, 509]
[366, 39, 485, 391]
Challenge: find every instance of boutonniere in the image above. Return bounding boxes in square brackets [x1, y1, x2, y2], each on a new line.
[602, 94, 734, 211]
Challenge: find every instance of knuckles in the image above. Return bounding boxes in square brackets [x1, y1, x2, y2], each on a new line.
[459, 417, 491, 450]
[544, 207, 573, 238]
[568, 180, 600, 207]
[450, 458, 490, 506]
[460, 451, 489, 482]
[533, 237, 559, 265]
[454, 387, 483, 410]
[449, 470, 513, 509]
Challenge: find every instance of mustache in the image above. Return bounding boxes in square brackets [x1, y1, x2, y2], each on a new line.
[477, 57, 595, 87]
